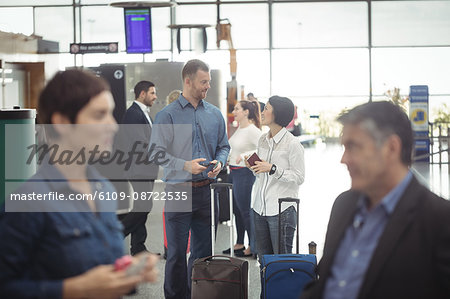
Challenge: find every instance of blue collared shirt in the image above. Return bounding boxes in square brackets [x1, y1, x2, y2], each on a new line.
[151, 94, 230, 182]
[323, 171, 413, 299]
[0, 163, 124, 299]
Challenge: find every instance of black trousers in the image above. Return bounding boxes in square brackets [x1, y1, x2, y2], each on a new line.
[118, 179, 154, 255]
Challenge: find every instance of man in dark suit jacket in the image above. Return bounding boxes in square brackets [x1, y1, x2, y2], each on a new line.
[301, 101, 450, 299]
[118, 81, 159, 255]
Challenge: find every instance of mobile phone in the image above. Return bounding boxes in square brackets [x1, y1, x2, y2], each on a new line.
[246, 152, 262, 167]
[114, 255, 133, 271]
[199, 161, 211, 167]
[212, 161, 220, 170]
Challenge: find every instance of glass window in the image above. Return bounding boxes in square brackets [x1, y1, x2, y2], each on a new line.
[220, 4, 269, 49]
[0, 0, 72, 4]
[171, 49, 229, 71]
[175, 5, 216, 50]
[34, 7, 73, 53]
[236, 50, 270, 98]
[151, 7, 171, 51]
[429, 95, 450, 123]
[0, 8, 33, 35]
[371, 47, 450, 96]
[372, 1, 450, 46]
[272, 2, 368, 48]
[291, 95, 368, 137]
[81, 6, 125, 49]
[271, 49, 369, 97]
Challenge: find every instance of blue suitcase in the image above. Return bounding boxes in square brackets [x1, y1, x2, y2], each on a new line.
[259, 198, 317, 299]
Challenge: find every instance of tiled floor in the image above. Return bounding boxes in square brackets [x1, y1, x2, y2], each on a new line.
[124, 141, 449, 299]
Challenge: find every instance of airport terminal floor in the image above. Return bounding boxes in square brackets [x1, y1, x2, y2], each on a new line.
[122, 141, 449, 299]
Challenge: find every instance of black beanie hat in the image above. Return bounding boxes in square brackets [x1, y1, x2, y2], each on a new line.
[268, 96, 295, 127]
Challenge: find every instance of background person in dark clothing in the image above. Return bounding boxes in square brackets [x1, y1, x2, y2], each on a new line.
[118, 80, 160, 256]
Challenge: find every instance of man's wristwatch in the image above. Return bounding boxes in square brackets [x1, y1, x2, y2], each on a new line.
[269, 164, 277, 175]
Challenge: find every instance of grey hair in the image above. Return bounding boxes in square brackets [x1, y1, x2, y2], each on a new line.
[337, 101, 414, 166]
[357, 118, 394, 148]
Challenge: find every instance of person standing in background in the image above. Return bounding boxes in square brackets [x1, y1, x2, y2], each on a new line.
[286, 105, 301, 136]
[247, 92, 265, 113]
[118, 81, 159, 256]
[166, 89, 182, 105]
[222, 100, 262, 257]
[246, 96, 305, 257]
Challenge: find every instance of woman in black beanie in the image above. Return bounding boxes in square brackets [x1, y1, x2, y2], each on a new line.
[246, 96, 305, 260]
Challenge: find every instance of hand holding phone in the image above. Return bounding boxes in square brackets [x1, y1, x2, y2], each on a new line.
[212, 161, 220, 170]
[114, 254, 148, 277]
[114, 255, 133, 271]
[199, 161, 211, 167]
[246, 152, 262, 167]
[200, 160, 220, 171]
[125, 255, 148, 276]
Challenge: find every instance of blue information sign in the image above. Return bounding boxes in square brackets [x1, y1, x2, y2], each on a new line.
[409, 85, 429, 162]
[124, 8, 152, 53]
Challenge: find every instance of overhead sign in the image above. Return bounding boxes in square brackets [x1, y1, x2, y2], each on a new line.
[70, 42, 118, 54]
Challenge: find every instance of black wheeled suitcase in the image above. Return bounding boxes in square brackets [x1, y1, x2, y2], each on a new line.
[191, 183, 249, 299]
[259, 198, 317, 299]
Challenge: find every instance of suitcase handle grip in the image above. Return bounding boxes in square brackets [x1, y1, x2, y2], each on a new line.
[278, 197, 300, 204]
[200, 255, 234, 263]
[210, 183, 233, 190]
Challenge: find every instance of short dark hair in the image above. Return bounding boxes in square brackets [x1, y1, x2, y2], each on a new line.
[134, 81, 155, 99]
[182, 59, 209, 82]
[337, 101, 414, 166]
[268, 96, 295, 128]
[38, 69, 110, 125]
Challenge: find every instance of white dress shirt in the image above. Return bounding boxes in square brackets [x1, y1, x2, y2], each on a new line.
[251, 127, 305, 216]
[134, 100, 152, 126]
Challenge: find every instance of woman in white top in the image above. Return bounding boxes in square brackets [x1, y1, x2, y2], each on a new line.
[223, 100, 262, 257]
[246, 96, 305, 256]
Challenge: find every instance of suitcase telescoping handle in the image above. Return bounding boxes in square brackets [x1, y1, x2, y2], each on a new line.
[210, 183, 233, 256]
[278, 197, 300, 254]
[198, 255, 235, 263]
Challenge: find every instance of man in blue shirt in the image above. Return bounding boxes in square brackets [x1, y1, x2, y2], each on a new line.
[151, 59, 230, 299]
[301, 101, 450, 299]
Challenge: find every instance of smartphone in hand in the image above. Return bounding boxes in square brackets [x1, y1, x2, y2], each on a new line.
[246, 153, 262, 167]
[212, 161, 220, 170]
[199, 161, 211, 167]
[114, 255, 148, 277]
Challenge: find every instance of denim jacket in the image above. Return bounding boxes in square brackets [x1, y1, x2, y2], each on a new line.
[0, 164, 124, 299]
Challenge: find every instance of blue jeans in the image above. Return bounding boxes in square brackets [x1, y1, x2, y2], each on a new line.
[163, 184, 218, 299]
[229, 167, 255, 251]
[252, 206, 297, 256]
